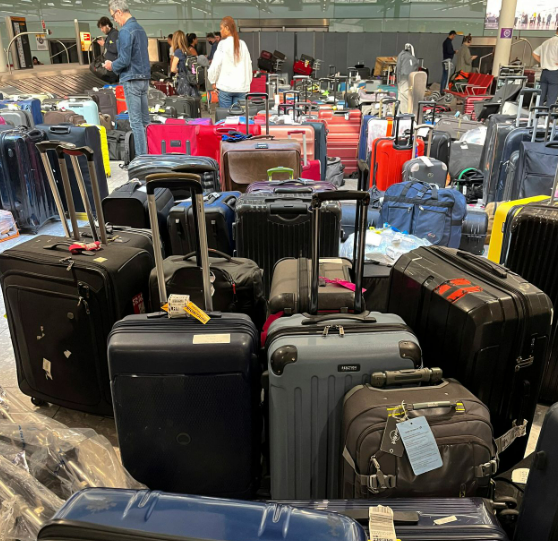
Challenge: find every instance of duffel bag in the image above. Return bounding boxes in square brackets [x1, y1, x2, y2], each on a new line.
[379, 180, 467, 247]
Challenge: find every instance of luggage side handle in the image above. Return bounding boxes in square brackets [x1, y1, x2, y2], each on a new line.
[454, 250, 508, 278]
[183, 248, 237, 263]
[301, 313, 375, 325]
[370, 368, 444, 388]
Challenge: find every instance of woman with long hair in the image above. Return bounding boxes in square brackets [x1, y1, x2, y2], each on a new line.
[207, 16, 253, 108]
[187, 33, 198, 56]
[171, 30, 199, 97]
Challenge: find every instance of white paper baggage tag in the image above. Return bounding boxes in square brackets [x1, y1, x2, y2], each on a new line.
[397, 416, 443, 476]
[511, 468, 530, 484]
[369, 505, 397, 541]
[167, 294, 190, 318]
[419, 156, 434, 168]
[433, 515, 458, 525]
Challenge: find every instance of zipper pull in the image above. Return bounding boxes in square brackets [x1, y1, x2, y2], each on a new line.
[338, 325, 345, 337]
[322, 325, 331, 337]
[77, 297, 90, 315]
[60, 257, 74, 271]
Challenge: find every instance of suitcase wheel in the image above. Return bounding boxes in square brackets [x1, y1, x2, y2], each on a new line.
[31, 397, 48, 407]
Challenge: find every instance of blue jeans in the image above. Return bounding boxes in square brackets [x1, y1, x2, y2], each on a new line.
[218, 91, 246, 108]
[540, 69, 558, 106]
[441, 66, 449, 92]
[122, 79, 150, 156]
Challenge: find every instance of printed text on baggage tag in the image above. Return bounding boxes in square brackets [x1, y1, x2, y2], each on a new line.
[368, 505, 397, 541]
[396, 416, 443, 476]
[380, 415, 405, 457]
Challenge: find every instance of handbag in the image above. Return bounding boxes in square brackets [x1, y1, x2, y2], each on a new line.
[89, 55, 118, 84]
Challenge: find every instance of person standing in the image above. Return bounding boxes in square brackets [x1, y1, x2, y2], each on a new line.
[207, 32, 218, 61]
[396, 43, 419, 113]
[104, 0, 151, 156]
[454, 34, 478, 73]
[208, 16, 253, 108]
[187, 33, 199, 56]
[96, 16, 119, 62]
[167, 33, 174, 60]
[441, 30, 457, 93]
[533, 29, 558, 106]
[171, 30, 200, 98]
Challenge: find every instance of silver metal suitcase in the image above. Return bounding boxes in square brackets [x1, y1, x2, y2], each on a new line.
[266, 190, 423, 500]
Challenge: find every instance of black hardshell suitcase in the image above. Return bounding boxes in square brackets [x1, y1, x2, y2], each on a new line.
[36, 123, 108, 215]
[0, 143, 152, 415]
[163, 96, 201, 118]
[387, 246, 553, 471]
[0, 128, 58, 233]
[108, 172, 261, 498]
[235, 188, 341, 295]
[459, 207, 488, 255]
[515, 403, 558, 541]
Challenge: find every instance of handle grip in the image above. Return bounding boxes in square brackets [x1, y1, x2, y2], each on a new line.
[311, 190, 370, 208]
[61, 145, 95, 161]
[145, 172, 203, 196]
[455, 249, 507, 278]
[301, 313, 375, 325]
[183, 248, 233, 262]
[370, 368, 443, 388]
[268, 167, 294, 180]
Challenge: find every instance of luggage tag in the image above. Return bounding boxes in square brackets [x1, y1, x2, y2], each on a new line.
[397, 416, 443, 476]
[380, 414, 405, 457]
[368, 505, 397, 541]
[161, 294, 211, 324]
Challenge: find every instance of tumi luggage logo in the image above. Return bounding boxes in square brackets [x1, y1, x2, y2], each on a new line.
[338, 364, 360, 372]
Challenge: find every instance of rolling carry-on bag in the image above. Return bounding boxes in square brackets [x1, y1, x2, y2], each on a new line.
[238, 170, 341, 297]
[515, 141, 558, 200]
[289, 498, 509, 540]
[43, 110, 86, 126]
[38, 488, 368, 541]
[57, 96, 100, 126]
[458, 207, 488, 255]
[128, 154, 220, 196]
[266, 191, 423, 500]
[0, 128, 58, 233]
[106, 129, 135, 164]
[434, 116, 482, 140]
[88, 88, 118, 120]
[164, 95, 201, 118]
[167, 191, 239, 256]
[0, 108, 34, 128]
[388, 245, 553, 471]
[514, 403, 558, 541]
[448, 140, 484, 181]
[341, 373, 498, 498]
[36, 123, 108, 216]
[0, 143, 152, 415]
[108, 172, 262, 497]
[402, 124, 448, 187]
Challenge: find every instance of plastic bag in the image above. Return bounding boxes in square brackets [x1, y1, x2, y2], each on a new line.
[340, 228, 431, 265]
[458, 126, 487, 146]
[0, 388, 64, 428]
[0, 210, 18, 243]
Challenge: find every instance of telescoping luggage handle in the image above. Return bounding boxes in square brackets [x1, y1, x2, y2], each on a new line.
[370, 367, 444, 388]
[416, 101, 447, 124]
[379, 97, 399, 119]
[145, 172, 213, 311]
[413, 123, 434, 158]
[530, 107, 550, 143]
[549, 104, 558, 140]
[393, 113, 415, 151]
[309, 190, 370, 315]
[288, 130, 308, 166]
[517, 88, 541, 127]
[35, 141, 108, 245]
[245, 92, 269, 136]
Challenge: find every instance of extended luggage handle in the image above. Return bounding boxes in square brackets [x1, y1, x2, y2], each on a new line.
[288, 130, 308, 166]
[370, 368, 443, 388]
[530, 108, 551, 143]
[268, 167, 295, 180]
[517, 88, 541, 127]
[245, 92, 269, 135]
[310, 190, 371, 315]
[393, 113, 415, 151]
[378, 98, 399, 119]
[417, 100, 446, 124]
[413, 123, 433, 158]
[146, 172, 213, 311]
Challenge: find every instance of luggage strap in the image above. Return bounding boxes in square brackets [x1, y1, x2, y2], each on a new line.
[495, 420, 528, 454]
[342, 447, 396, 494]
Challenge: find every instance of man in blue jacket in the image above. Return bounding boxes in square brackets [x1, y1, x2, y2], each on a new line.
[441, 30, 457, 93]
[104, 0, 150, 156]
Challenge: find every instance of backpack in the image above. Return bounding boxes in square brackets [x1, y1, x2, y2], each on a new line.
[379, 180, 467, 248]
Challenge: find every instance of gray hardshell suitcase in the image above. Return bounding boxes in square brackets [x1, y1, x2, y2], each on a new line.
[0, 109, 34, 128]
[266, 190, 423, 500]
[403, 124, 448, 187]
[433, 117, 481, 140]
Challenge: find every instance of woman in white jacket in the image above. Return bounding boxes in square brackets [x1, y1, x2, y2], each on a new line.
[208, 16, 253, 108]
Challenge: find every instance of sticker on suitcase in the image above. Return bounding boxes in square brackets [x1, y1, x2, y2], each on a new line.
[434, 279, 483, 303]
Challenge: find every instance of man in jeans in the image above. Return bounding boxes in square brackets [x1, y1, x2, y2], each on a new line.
[104, 0, 150, 156]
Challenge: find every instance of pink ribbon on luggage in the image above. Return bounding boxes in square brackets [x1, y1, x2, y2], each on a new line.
[319, 277, 366, 293]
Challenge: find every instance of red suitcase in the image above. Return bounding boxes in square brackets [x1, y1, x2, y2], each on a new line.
[289, 129, 320, 180]
[293, 60, 313, 76]
[153, 80, 176, 96]
[146, 123, 261, 160]
[370, 114, 425, 191]
[115, 85, 127, 114]
[250, 73, 267, 94]
[319, 109, 362, 175]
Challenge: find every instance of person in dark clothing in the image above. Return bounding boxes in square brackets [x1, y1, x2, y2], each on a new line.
[207, 32, 218, 61]
[97, 16, 119, 62]
[441, 30, 457, 92]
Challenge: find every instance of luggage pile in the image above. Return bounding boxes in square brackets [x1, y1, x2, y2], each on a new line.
[0, 71, 557, 541]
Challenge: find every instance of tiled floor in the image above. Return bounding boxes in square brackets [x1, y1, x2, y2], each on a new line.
[0, 163, 547, 461]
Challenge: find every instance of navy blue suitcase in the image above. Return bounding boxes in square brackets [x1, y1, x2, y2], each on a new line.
[357, 114, 374, 161]
[167, 191, 239, 255]
[515, 403, 558, 541]
[38, 488, 368, 541]
[288, 499, 509, 540]
[108, 173, 262, 498]
[303, 120, 327, 176]
[340, 188, 381, 241]
[0, 98, 43, 125]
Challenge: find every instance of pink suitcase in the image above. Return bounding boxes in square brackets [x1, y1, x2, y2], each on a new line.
[319, 109, 362, 175]
[288, 129, 320, 180]
[165, 118, 213, 125]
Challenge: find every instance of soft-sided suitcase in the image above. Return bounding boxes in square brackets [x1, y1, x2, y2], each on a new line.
[370, 114, 425, 191]
[341, 375, 497, 498]
[167, 191, 239, 256]
[88, 88, 118, 120]
[164, 95, 201, 118]
[108, 172, 262, 498]
[0, 143, 152, 415]
[434, 116, 482, 140]
[319, 109, 362, 175]
[402, 124, 448, 187]
[114, 85, 127, 114]
[459, 207, 488, 255]
[388, 245, 553, 471]
[38, 489, 367, 541]
[267, 191, 422, 500]
[448, 141, 484, 181]
[0, 128, 57, 233]
[36, 123, 109, 216]
[106, 129, 135, 164]
[515, 141, 558, 200]
[152, 80, 176, 96]
[43, 110, 86, 126]
[236, 176, 341, 297]
[515, 403, 558, 541]
[289, 498, 509, 540]
[58, 97, 100, 126]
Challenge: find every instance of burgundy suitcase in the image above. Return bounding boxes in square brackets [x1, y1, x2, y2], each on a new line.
[288, 129, 320, 181]
[152, 81, 176, 96]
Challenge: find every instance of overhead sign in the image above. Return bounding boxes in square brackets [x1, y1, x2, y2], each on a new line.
[36, 34, 47, 51]
[80, 31, 91, 52]
[500, 27, 513, 38]
[7, 16, 32, 70]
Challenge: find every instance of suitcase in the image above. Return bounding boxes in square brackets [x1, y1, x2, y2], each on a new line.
[152, 80, 176, 96]
[429, 131, 452, 166]
[388, 246, 553, 471]
[408, 71, 427, 117]
[459, 207, 488, 255]
[370, 114, 425, 191]
[514, 403, 558, 541]
[215, 100, 263, 122]
[319, 109, 362, 175]
[0, 98, 43, 125]
[289, 129, 320, 180]
[267, 192, 423, 499]
[83, 124, 111, 178]
[36, 123, 108, 217]
[0, 143, 152, 415]
[402, 124, 448, 187]
[88, 88, 118, 120]
[147, 87, 168, 110]
[106, 129, 135, 164]
[237, 177, 341, 297]
[167, 191, 239, 256]
[102, 180, 175, 254]
[515, 141, 558, 200]
[38, 489, 368, 541]
[0, 128, 58, 233]
[289, 498, 509, 540]
[433, 116, 482, 140]
[164, 95, 201, 118]
[114, 85, 127, 114]
[43, 110, 86, 126]
[128, 154, 220, 197]
[245, 178, 337, 194]
[0, 108, 34, 127]
[108, 172, 262, 497]
[448, 141, 483, 181]
[58, 97, 100, 126]
[98, 113, 112, 130]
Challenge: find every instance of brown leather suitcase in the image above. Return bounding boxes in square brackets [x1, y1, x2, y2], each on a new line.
[43, 110, 86, 126]
[220, 93, 301, 192]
